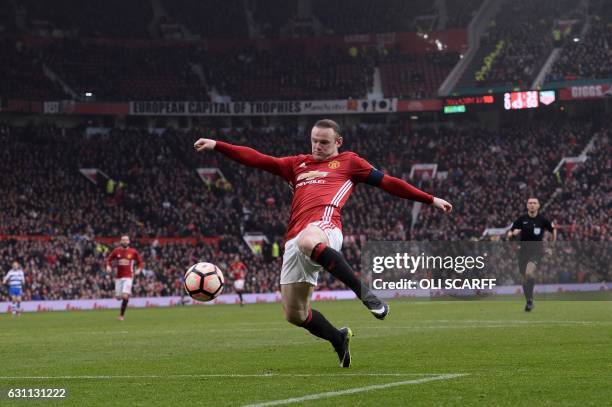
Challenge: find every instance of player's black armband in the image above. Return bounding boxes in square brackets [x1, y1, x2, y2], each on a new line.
[365, 168, 384, 186]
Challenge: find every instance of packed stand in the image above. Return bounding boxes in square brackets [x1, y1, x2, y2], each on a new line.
[0, 125, 142, 237]
[465, 0, 580, 88]
[546, 128, 611, 241]
[546, 4, 612, 83]
[0, 235, 286, 301]
[410, 119, 595, 240]
[1, 117, 608, 300]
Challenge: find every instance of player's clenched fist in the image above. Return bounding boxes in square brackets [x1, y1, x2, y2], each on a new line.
[194, 138, 216, 152]
[432, 197, 453, 213]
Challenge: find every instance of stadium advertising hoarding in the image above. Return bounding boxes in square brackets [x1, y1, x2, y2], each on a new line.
[128, 99, 398, 116]
[558, 83, 612, 100]
[3, 281, 610, 313]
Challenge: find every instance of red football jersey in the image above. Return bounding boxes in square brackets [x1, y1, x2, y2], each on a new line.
[105, 247, 143, 278]
[230, 261, 247, 280]
[273, 152, 373, 239]
[214, 142, 432, 240]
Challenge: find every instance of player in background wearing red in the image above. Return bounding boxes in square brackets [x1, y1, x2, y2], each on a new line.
[105, 235, 143, 321]
[230, 255, 247, 306]
[194, 119, 452, 367]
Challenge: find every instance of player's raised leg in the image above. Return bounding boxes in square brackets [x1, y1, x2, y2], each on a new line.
[298, 225, 389, 320]
[281, 282, 352, 367]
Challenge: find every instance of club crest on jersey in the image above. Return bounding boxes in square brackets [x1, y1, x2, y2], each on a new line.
[328, 160, 341, 169]
[297, 170, 329, 181]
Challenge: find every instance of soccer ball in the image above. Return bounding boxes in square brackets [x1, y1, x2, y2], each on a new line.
[184, 262, 224, 302]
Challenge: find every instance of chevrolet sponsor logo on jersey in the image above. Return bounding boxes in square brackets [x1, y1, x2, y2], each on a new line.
[295, 170, 329, 187]
[297, 170, 329, 181]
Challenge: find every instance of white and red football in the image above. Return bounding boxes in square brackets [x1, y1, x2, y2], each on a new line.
[184, 262, 224, 302]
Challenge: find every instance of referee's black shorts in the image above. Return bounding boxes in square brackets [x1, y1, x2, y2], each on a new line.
[518, 248, 542, 275]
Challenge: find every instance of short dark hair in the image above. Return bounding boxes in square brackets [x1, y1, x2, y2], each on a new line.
[314, 119, 341, 137]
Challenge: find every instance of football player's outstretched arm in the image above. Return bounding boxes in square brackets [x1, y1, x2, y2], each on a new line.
[378, 173, 452, 213]
[194, 138, 291, 179]
[351, 155, 452, 213]
[357, 167, 452, 214]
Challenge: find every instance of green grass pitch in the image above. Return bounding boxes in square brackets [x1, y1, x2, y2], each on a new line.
[1, 299, 611, 406]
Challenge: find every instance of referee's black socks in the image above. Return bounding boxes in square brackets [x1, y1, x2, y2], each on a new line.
[523, 279, 535, 302]
[311, 243, 376, 302]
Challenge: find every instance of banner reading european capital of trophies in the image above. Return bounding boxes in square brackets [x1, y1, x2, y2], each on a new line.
[128, 98, 397, 116]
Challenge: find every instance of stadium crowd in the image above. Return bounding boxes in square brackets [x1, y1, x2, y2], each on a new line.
[1, 115, 609, 301]
[5, 0, 609, 104]
[470, 0, 582, 88]
[546, 5, 612, 83]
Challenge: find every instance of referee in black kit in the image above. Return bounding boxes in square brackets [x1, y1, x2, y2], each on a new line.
[507, 198, 557, 312]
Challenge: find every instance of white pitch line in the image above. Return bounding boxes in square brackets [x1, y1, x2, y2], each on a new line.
[0, 373, 459, 380]
[242, 374, 468, 407]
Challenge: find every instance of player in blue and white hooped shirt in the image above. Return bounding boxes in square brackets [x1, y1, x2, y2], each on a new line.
[3, 261, 25, 316]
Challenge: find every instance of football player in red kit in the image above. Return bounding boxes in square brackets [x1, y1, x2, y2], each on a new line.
[194, 119, 452, 367]
[105, 235, 143, 320]
[230, 255, 247, 306]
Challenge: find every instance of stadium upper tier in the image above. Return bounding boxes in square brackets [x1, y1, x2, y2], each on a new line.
[11, 0, 480, 39]
[0, 38, 459, 100]
[1, 0, 609, 101]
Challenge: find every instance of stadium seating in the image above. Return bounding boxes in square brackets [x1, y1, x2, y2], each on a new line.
[459, 0, 582, 88]
[161, 0, 248, 39]
[546, 129, 610, 241]
[1, 117, 608, 301]
[312, 0, 435, 35]
[20, 0, 153, 38]
[546, 11, 612, 82]
[0, 39, 67, 99]
[201, 46, 375, 100]
[379, 52, 459, 99]
[39, 41, 208, 101]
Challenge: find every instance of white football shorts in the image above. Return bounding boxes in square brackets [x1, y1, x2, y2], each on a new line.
[280, 221, 343, 286]
[114, 277, 133, 297]
[233, 279, 245, 292]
